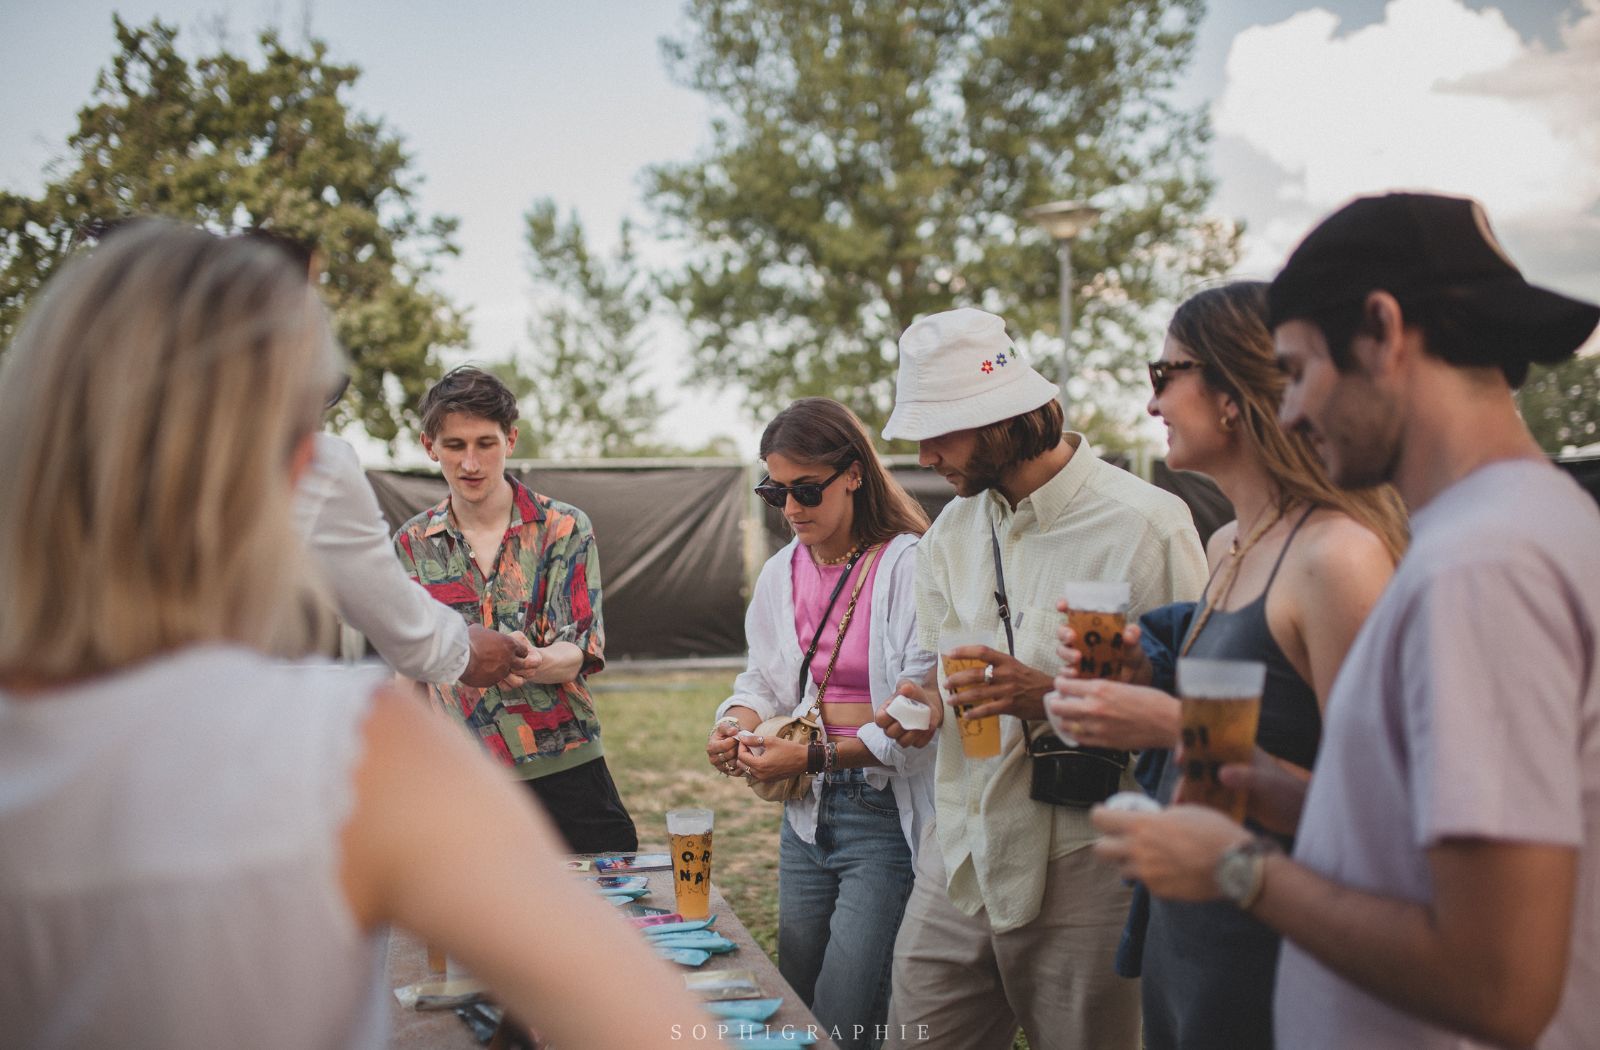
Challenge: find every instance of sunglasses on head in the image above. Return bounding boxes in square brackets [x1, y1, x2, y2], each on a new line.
[754, 464, 850, 509]
[1147, 359, 1204, 395]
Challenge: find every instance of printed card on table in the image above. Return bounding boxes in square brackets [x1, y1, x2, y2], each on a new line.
[593, 852, 672, 873]
[592, 875, 649, 893]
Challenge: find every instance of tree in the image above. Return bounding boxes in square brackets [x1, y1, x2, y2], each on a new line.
[0, 17, 465, 442]
[649, 0, 1238, 436]
[1519, 353, 1600, 453]
[517, 201, 669, 458]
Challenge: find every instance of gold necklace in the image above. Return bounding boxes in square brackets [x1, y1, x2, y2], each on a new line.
[1182, 501, 1290, 657]
[811, 542, 861, 567]
[1228, 501, 1282, 558]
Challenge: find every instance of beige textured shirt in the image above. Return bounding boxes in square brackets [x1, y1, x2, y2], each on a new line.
[915, 434, 1208, 932]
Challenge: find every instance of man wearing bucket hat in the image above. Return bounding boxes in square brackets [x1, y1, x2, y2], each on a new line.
[875, 307, 1207, 1049]
[1090, 192, 1600, 1050]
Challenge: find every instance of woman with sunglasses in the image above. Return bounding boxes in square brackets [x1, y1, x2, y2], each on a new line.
[705, 397, 934, 1050]
[0, 222, 712, 1049]
[1046, 281, 1408, 1050]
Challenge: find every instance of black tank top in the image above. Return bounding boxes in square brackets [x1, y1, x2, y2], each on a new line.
[1176, 505, 1321, 769]
[1139, 506, 1321, 1050]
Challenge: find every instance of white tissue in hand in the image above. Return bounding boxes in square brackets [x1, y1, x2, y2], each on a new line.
[884, 694, 932, 730]
[1104, 791, 1161, 813]
[736, 730, 766, 757]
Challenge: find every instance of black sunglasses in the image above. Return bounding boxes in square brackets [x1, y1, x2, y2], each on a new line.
[754, 465, 850, 509]
[1147, 359, 1204, 395]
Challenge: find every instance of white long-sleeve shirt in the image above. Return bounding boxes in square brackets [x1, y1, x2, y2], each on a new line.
[717, 532, 938, 856]
[294, 433, 469, 684]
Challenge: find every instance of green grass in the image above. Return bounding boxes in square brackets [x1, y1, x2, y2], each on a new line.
[597, 667, 1032, 1049]
[597, 668, 785, 957]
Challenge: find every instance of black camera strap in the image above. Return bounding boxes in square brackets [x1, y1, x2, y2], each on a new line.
[988, 517, 1129, 807]
[988, 521, 1016, 657]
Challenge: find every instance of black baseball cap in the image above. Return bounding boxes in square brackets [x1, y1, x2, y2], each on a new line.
[1268, 193, 1599, 367]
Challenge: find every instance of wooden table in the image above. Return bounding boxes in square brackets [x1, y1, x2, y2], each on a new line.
[386, 863, 840, 1049]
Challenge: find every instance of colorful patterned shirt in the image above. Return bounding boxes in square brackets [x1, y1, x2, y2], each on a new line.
[393, 475, 607, 780]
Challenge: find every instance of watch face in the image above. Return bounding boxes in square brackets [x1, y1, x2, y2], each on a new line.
[1216, 846, 1260, 904]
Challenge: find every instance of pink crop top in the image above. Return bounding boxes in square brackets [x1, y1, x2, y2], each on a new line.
[791, 544, 882, 737]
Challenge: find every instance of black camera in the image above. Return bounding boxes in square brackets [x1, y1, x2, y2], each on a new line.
[1028, 733, 1129, 808]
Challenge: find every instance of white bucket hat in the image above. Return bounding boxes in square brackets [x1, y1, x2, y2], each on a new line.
[881, 308, 1060, 441]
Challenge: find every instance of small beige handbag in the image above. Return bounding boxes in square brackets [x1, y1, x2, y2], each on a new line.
[747, 545, 881, 802]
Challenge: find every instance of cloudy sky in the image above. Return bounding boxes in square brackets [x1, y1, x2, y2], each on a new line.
[2, 0, 1595, 458]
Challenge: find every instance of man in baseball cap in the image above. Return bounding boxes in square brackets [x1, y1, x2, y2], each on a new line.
[1092, 192, 1600, 1050]
[877, 307, 1207, 1050]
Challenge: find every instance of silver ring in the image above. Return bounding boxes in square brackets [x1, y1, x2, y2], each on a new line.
[983, 663, 995, 685]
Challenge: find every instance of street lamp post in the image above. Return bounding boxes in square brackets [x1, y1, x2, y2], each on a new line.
[1023, 200, 1102, 423]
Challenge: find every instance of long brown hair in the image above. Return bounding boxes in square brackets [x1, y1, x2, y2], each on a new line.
[1168, 281, 1409, 563]
[760, 398, 929, 547]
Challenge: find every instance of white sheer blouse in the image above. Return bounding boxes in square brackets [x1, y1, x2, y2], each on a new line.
[0, 646, 389, 1050]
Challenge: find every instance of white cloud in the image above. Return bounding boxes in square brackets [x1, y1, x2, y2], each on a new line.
[1212, 0, 1600, 291]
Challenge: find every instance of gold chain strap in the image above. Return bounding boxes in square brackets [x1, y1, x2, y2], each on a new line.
[808, 544, 882, 712]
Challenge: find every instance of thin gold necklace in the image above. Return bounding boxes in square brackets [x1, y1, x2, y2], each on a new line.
[1228, 500, 1280, 557]
[1182, 501, 1290, 657]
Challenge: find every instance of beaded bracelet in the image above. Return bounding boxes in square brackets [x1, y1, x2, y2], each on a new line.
[823, 740, 839, 773]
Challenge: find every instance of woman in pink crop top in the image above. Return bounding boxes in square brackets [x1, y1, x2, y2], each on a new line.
[706, 398, 936, 1050]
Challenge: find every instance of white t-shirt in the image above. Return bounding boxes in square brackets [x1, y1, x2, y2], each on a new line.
[295, 432, 470, 683]
[1277, 461, 1600, 1050]
[0, 646, 390, 1050]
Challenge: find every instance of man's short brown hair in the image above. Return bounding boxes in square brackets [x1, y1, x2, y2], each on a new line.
[971, 398, 1065, 470]
[419, 366, 519, 438]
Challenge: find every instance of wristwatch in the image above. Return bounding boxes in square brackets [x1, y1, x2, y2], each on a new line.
[1215, 837, 1280, 910]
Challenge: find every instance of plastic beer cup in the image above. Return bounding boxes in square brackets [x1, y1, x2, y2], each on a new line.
[1061, 581, 1131, 680]
[667, 809, 714, 920]
[1176, 658, 1266, 821]
[941, 629, 1001, 759]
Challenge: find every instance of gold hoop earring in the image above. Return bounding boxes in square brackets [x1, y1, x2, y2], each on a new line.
[1220, 415, 1235, 433]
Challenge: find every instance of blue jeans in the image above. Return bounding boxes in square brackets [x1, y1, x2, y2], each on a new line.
[779, 769, 915, 1050]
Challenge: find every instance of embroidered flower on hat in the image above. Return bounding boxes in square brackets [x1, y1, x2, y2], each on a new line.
[881, 307, 1060, 441]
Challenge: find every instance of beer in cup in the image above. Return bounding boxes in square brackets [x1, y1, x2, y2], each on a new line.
[667, 808, 715, 920]
[1175, 658, 1265, 821]
[1061, 581, 1131, 680]
[941, 628, 1001, 759]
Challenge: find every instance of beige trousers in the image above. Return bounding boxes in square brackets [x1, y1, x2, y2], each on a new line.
[883, 827, 1139, 1050]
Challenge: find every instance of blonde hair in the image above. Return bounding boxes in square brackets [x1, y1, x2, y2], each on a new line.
[1168, 281, 1409, 564]
[0, 221, 342, 680]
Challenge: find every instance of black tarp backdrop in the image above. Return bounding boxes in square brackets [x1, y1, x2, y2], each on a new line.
[759, 462, 1233, 555]
[363, 456, 1599, 661]
[366, 465, 749, 660]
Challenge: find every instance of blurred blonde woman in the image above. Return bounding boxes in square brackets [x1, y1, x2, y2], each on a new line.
[0, 222, 711, 1050]
[1047, 280, 1407, 1050]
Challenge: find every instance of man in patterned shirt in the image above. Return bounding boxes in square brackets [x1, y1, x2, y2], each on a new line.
[394, 366, 637, 853]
